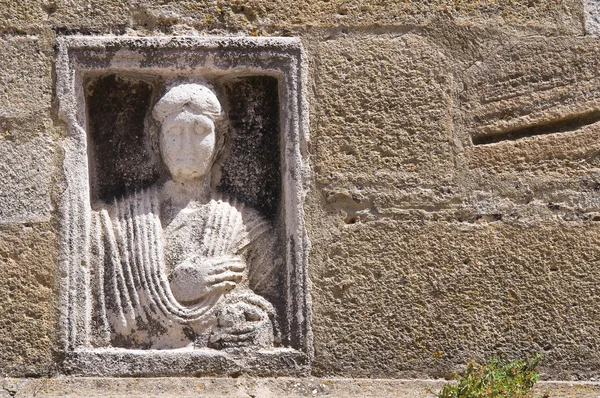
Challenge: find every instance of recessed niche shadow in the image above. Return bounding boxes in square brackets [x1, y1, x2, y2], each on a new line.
[85, 73, 282, 220]
[86, 74, 161, 204]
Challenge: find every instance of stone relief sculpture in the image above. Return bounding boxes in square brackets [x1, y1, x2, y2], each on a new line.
[90, 83, 279, 350]
[56, 36, 310, 376]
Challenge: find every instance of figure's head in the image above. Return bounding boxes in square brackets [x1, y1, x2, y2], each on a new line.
[153, 83, 222, 182]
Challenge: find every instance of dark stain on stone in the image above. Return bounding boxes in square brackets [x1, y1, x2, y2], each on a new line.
[219, 76, 282, 220]
[85, 74, 161, 205]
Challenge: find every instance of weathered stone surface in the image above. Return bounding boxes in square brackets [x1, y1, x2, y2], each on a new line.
[0, 222, 57, 376]
[49, 0, 131, 32]
[308, 219, 600, 378]
[0, 1, 47, 33]
[0, 0, 130, 33]
[456, 36, 600, 225]
[0, 377, 446, 397]
[0, 35, 55, 225]
[0, 119, 56, 224]
[126, 0, 585, 35]
[2, 377, 600, 397]
[307, 34, 459, 220]
[584, 0, 600, 35]
[0, 0, 599, 385]
[0, 0, 584, 35]
[304, 35, 600, 379]
[458, 37, 600, 147]
[0, 35, 52, 118]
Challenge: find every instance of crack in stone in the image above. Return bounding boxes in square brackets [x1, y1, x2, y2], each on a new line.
[472, 109, 600, 145]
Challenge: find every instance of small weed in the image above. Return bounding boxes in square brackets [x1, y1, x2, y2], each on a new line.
[438, 354, 544, 398]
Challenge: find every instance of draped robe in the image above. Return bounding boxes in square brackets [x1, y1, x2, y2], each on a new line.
[89, 188, 279, 349]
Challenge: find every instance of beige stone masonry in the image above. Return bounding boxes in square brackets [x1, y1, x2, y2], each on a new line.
[0, 0, 599, 385]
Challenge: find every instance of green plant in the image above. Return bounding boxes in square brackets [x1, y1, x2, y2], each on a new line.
[438, 354, 544, 398]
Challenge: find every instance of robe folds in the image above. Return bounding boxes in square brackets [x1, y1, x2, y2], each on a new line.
[89, 188, 280, 349]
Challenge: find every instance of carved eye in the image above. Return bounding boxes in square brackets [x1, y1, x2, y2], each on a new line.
[194, 119, 211, 136]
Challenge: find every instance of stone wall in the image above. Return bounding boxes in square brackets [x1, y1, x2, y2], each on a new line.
[1, 0, 600, 380]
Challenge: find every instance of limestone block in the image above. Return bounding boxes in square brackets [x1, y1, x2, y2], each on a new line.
[456, 36, 600, 221]
[0, 222, 57, 376]
[48, 0, 131, 31]
[308, 220, 600, 379]
[309, 34, 454, 185]
[459, 37, 600, 151]
[0, 118, 55, 224]
[0, 35, 52, 118]
[129, 0, 583, 35]
[0, 0, 583, 34]
[4, 377, 600, 397]
[0, 0, 130, 32]
[0, 0, 47, 31]
[306, 34, 460, 217]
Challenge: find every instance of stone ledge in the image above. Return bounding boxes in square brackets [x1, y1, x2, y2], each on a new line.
[1, 377, 600, 397]
[63, 348, 309, 377]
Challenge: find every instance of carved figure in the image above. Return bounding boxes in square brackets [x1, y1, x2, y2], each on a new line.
[89, 83, 279, 350]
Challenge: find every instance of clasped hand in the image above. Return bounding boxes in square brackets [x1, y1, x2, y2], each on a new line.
[169, 255, 245, 305]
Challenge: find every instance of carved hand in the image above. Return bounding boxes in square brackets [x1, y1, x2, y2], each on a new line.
[169, 255, 245, 305]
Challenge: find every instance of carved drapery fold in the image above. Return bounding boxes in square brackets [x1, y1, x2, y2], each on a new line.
[89, 189, 275, 348]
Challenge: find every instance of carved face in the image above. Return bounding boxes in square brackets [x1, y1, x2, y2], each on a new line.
[160, 110, 216, 181]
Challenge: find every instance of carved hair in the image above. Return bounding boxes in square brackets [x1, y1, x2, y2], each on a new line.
[152, 83, 222, 123]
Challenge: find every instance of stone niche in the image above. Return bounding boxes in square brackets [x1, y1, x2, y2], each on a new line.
[55, 36, 311, 376]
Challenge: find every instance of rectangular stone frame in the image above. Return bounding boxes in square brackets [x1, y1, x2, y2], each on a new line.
[55, 36, 312, 377]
